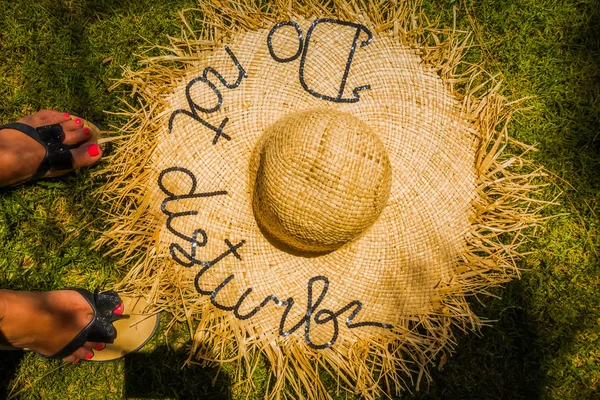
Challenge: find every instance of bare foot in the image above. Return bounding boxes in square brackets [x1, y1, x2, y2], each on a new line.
[0, 290, 107, 362]
[0, 110, 102, 186]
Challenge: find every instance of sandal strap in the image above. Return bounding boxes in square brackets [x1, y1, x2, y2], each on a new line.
[0, 122, 74, 179]
[48, 289, 122, 360]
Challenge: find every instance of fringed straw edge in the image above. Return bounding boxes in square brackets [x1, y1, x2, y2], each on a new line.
[93, 1, 551, 399]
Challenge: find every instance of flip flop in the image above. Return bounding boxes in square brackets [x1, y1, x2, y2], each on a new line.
[90, 295, 161, 362]
[0, 117, 111, 185]
[44, 289, 159, 361]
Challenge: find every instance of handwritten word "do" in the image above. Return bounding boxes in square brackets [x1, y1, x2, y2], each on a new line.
[267, 18, 373, 103]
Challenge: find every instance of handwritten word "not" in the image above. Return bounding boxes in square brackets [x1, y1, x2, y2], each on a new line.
[168, 47, 247, 144]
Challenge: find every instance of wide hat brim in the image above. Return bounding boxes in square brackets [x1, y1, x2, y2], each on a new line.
[97, 3, 545, 399]
[152, 17, 476, 347]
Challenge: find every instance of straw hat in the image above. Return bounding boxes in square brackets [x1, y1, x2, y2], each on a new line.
[98, 2, 544, 398]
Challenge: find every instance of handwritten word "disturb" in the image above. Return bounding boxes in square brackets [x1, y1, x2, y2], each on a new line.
[158, 167, 393, 349]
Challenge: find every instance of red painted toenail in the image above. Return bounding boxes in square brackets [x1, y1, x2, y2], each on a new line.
[86, 353, 93, 360]
[95, 344, 105, 351]
[84, 127, 90, 135]
[75, 118, 82, 124]
[114, 303, 123, 315]
[74, 359, 79, 363]
[88, 144, 100, 157]
[64, 113, 70, 119]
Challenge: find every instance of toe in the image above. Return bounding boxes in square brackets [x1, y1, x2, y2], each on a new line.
[22, 109, 72, 127]
[62, 354, 80, 364]
[70, 142, 102, 168]
[61, 118, 92, 145]
[70, 346, 94, 361]
[84, 341, 105, 352]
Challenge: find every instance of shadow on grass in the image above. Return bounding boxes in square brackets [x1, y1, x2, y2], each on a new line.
[401, 279, 543, 400]
[123, 344, 232, 399]
[402, 1, 599, 398]
[0, 351, 24, 399]
[0, 345, 231, 399]
[403, 271, 598, 399]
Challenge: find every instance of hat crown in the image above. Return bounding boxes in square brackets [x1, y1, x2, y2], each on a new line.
[250, 109, 392, 253]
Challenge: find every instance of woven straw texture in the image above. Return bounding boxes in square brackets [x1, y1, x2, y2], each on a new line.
[150, 18, 476, 342]
[97, 1, 547, 398]
[250, 109, 392, 253]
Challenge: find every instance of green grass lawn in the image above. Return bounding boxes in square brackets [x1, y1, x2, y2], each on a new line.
[0, 0, 598, 399]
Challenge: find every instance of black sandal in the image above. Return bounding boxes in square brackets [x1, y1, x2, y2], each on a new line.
[0, 119, 111, 186]
[89, 295, 161, 362]
[48, 289, 124, 359]
[0, 122, 76, 181]
[46, 289, 160, 361]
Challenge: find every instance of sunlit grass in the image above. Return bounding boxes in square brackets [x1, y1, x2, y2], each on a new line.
[0, 0, 597, 398]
